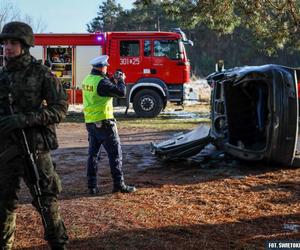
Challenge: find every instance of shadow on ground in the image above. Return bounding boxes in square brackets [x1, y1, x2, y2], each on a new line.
[19, 213, 300, 250]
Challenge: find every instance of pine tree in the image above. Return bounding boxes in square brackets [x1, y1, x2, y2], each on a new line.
[86, 0, 124, 32]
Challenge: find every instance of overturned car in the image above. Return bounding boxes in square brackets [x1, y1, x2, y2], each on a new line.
[151, 64, 300, 167]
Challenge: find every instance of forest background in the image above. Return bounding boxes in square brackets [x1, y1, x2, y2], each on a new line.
[87, 0, 300, 77]
[1, 0, 300, 77]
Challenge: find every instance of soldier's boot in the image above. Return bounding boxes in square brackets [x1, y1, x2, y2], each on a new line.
[112, 183, 136, 193]
[42, 205, 68, 250]
[49, 243, 67, 250]
[46, 225, 68, 250]
[88, 187, 99, 195]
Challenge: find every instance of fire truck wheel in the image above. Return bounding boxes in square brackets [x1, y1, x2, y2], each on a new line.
[133, 89, 163, 118]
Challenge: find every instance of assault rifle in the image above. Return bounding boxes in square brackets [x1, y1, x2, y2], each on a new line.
[8, 93, 48, 227]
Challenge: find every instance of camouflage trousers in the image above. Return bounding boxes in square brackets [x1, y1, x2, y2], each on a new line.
[0, 151, 68, 249]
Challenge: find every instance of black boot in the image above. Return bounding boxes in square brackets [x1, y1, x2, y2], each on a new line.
[112, 184, 136, 193]
[88, 187, 99, 195]
[50, 245, 67, 250]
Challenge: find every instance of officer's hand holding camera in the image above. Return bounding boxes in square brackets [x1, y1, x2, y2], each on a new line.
[113, 71, 126, 83]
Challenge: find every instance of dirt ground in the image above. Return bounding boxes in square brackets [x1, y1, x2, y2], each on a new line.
[13, 119, 300, 250]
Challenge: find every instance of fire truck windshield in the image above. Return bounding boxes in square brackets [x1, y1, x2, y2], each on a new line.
[154, 39, 182, 60]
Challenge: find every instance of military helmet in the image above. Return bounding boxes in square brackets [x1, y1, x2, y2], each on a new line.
[0, 21, 34, 47]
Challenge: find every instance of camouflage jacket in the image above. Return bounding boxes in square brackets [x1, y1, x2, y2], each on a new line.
[0, 52, 68, 152]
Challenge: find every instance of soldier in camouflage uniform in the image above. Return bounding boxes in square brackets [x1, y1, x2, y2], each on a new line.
[0, 22, 68, 249]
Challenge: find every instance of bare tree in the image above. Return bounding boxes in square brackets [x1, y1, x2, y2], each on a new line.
[0, 0, 47, 32]
[0, 0, 20, 31]
[23, 15, 47, 33]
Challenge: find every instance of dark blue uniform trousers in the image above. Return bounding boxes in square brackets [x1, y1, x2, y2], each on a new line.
[86, 122, 124, 189]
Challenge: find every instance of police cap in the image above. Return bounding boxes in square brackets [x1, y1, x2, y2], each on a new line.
[89, 55, 109, 67]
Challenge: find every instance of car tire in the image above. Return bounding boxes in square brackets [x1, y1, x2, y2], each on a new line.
[133, 89, 163, 118]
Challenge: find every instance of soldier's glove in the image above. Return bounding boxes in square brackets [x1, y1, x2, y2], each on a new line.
[0, 114, 28, 134]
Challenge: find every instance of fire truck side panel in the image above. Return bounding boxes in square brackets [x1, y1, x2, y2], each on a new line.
[106, 35, 168, 117]
[30, 46, 44, 61]
[75, 46, 102, 89]
[105, 33, 190, 117]
[34, 33, 105, 46]
[129, 78, 168, 100]
[107, 37, 144, 84]
[106, 34, 186, 85]
[151, 41, 184, 84]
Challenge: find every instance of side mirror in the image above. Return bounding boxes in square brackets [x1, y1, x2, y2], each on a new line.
[182, 40, 194, 46]
[187, 40, 194, 46]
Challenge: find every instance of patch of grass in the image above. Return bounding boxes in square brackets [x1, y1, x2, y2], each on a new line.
[118, 116, 210, 131]
[64, 111, 210, 131]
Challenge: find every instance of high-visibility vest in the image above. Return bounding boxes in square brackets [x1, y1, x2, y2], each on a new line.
[82, 74, 114, 123]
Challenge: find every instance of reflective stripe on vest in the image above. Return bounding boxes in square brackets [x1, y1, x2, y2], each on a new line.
[82, 74, 114, 123]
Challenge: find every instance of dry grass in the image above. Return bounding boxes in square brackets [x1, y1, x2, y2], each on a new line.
[11, 112, 300, 250]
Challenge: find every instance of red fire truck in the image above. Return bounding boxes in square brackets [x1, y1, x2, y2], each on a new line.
[1, 28, 194, 117]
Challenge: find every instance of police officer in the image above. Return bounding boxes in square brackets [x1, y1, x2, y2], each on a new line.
[83, 55, 136, 195]
[0, 22, 68, 249]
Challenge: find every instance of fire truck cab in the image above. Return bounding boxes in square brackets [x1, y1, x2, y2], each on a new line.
[1, 29, 194, 117]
